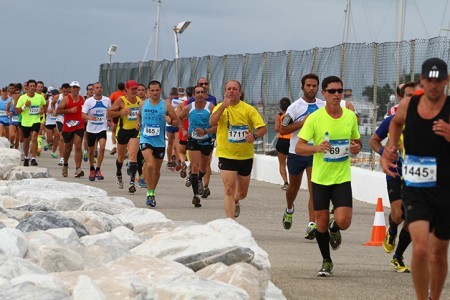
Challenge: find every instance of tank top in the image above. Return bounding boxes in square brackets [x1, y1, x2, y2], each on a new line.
[178, 99, 189, 141]
[139, 99, 167, 147]
[45, 98, 57, 125]
[403, 95, 450, 186]
[62, 94, 85, 132]
[8, 99, 18, 124]
[119, 95, 141, 130]
[188, 102, 212, 142]
[0, 97, 11, 120]
[277, 112, 292, 139]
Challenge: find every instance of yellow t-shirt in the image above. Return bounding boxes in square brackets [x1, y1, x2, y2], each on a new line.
[213, 100, 266, 160]
[16, 93, 46, 127]
[118, 95, 141, 130]
[299, 107, 360, 185]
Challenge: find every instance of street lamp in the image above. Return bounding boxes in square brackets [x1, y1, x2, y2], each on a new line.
[173, 21, 191, 85]
[107, 44, 118, 94]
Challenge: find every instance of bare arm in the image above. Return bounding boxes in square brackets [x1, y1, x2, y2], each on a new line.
[107, 98, 125, 119]
[274, 113, 281, 132]
[210, 99, 230, 126]
[279, 113, 309, 135]
[165, 100, 179, 127]
[369, 132, 383, 155]
[55, 97, 75, 115]
[295, 138, 327, 156]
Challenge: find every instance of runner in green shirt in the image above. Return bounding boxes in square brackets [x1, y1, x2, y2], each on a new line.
[296, 75, 361, 277]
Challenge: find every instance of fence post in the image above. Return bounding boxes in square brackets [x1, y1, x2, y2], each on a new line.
[242, 54, 248, 95]
[313, 47, 318, 74]
[410, 39, 415, 82]
[207, 55, 212, 95]
[340, 43, 346, 82]
[370, 43, 379, 171]
[262, 52, 269, 153]
[286, 51, 292, 100]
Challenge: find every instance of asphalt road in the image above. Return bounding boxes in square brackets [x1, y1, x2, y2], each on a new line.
[34, 146, 450, 300]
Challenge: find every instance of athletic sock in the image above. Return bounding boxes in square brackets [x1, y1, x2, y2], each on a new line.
[395, 228, 411, 257]
[191, 173, 199, 195]
[286, 207, 294, 214]
[199, 171, 206, 180]
[147, 189, 155, 196]
[116, 159, 123, 177]
[388, 214, 399, 234]
[129, 162, 138, 183]
[315, 230, 331, 260]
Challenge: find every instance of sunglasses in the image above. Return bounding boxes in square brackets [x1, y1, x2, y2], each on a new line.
[199, 82, 209, 86]
[325, 88, 344, 94]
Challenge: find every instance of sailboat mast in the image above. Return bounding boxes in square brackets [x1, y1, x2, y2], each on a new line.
[343, 0, 351, 44]
[155, 0, 161, 61]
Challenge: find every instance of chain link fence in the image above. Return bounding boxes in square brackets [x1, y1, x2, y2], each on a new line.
[99, 37, 450, 170]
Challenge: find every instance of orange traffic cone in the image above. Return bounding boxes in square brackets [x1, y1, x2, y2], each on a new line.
[363, 197, 386, 246]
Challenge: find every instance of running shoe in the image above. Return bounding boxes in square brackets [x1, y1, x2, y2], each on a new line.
[82, 150, 88, 162]
[175, 162, 182, 171]
[43, 143, 50, 151]
[201, 186, 211, 199]
[74, 168, 84, 178]
[185, 175, 191, 187]
[95, 169, 104, 180]
[89, 170, 95, 181]
[30, 159, 38, 166]
[198, 180, 204, 194]
[282, 208, 294, 230]
[36, 149, 41, 157]
[117, 176, 124, 189]
[180, 163, 187, 178]
[23, 159, 29, 167]
[128, 182, 136, 193]
[192, 195, 202, 208]
[146, 195, 156, 207]
[305, 222, 317, 240]
[138, 178, 147, 188]
[110, 147, 117, 155]
[62, 165, 68, 177]
[383, 227, 397, 253]
[391, 255, 410, 273]
[281, 182, 289, 191]
[58, 158, 64, 166]
[234, 203, 241, 218]
[51, 152, 58, 159]
[329, 219, 342, 250]
[318, 259, 333, 277]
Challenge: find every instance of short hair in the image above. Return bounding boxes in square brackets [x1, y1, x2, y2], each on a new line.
[225, 80, 241, 91]
[279, 97, 291, 111]
[400, 82, 415, 98]
[169, 87, 178, 96]
[186, 86, 195, 97]
[301, 74, 319, 89]
[61, 83, 70, 89]
[194, 86, 206, 94]
[321, 76, 343, 90]
[86, 83, 94, 90]
[148, 80, 161, 88]
[37, 81, 44, 86]
[14, 83, 22, 91]
[27, 79, 37, 86]
[138, 83, 145, 89]
[117, 82, 125, 90]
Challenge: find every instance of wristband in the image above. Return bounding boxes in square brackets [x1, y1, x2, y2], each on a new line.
[379, 146, 384, 156]
[253, 133, 258, 140]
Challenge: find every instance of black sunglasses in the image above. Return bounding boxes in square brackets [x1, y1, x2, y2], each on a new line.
[199, 82, 209, 86]
[325, 88, 344, 94]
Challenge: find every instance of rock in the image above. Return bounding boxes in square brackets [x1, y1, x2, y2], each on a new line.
[0, 227, 28, 258]
[39, 246, 84, 272]
[0, 282, 70, 300]
[0, 148, 21, 180]
[80, 232, 131, 269]
[5, 166, 51, 181]
[61, 211, 124, 235]
[196, 262, 260, 299]
[72, 275, 107, 300]
[16, 211, 89, 237]
[11, 273, 69, 294]
[111, 226, 144, 249]
[0, 257, 48, 281]
[175, 246, 254, 272]
[265, 281, 287, 300]
[0, 137, 10, 148]
[114, 208, 173, 234]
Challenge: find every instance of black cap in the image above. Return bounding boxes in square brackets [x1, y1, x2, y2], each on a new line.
[421, 58, 448, 80]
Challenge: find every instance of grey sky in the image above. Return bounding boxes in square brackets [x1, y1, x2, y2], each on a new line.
[1, 0, 448, 91]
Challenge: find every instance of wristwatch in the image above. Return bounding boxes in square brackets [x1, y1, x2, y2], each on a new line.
[253, 133, 258, 140]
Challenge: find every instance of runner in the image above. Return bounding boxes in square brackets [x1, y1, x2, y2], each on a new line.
[296, 75, 361, 277]
[137, 80, 178, 207]
[210, 80, 267, 219]
[15, 79, 47, 166]
[6, 87, 21, 149]
[52, 83, 70, 166]
[107, 80, 141, 192]
[55, 81, 85, 177]
[0, 87, 11, 138]
[43, 88, 60, 159]
[82, 82, 111, 181]
[178, 85, 216, 208]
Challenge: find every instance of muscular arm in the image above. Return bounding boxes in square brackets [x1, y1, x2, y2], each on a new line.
[55, 97, 71, 115]
[165, 100, 179, 127]
[107, 98, 125, 119]
[369, 133, 383, 155]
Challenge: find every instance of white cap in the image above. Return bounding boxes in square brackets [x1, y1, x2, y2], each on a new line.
[70, 81, 80, 87]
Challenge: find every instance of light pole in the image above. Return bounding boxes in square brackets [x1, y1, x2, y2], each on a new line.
[173, 21, 191, 86]
[107, 44, 117, 94]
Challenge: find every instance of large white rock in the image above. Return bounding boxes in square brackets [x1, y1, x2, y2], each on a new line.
[0, 257, 48, 281]
[0, 137, 10, 148]
[72, 275, 107, 300]
[0, 227, 28, 258]
[0, 148, 21, 180]
[55, 255, 193, 299]
[10, 273, 69, 293]
[80, 232, 131, 269]
[5, 166, 51, 181]
[0, 282, 71, 299]
[114, 207, 173, 233]
[39, 246, 84, 272]
[111, 226, 144, 249]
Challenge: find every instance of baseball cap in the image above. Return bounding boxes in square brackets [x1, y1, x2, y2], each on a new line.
[70, 81, 81, 88]
[126, 80, 138, 89]
[421, 58, 448, 80]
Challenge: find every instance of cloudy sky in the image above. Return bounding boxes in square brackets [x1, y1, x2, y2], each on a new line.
[2, 0, 448, 91]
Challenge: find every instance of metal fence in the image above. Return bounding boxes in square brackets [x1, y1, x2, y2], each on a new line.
[99, 37, 450, 170]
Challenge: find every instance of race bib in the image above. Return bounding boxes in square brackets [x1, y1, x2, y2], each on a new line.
[191, 129, 207, 140]
[29, 106, 40, 115]
[66, 120, 80, 127]
[11, 116, 18, 122]
[0, 110, 6, 116]
[143, 125, 160, 137]
[91, 114, 105, 125]
[228, 125, 248, 143]
[128, 108, 139, 120]
[323, 139, 350, 162]
[403, 155, 437, 187]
